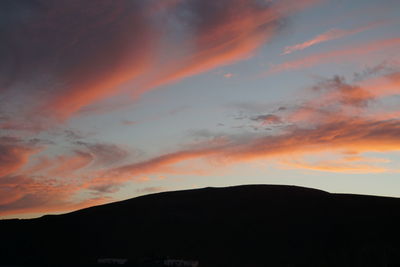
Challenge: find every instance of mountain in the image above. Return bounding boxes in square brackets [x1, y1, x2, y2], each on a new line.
[1, 184, 400, 267]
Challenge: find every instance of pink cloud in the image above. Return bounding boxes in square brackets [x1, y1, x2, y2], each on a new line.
[280, 156, 390, 174]
[281, 21, 388, 55]
[268, 38, 400, 74]
[0, 138, 38, 177]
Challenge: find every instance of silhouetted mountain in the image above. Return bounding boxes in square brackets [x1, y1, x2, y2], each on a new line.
[1, 184, 400, 267]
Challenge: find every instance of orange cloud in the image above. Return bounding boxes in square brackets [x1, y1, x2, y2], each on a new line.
[268, 38, 400, 74]
[135, 0, 322, 96]
[0, 138, 136, 218]
[359, 71, 400, 99]
[0, 170, 114, 218]
[22, 140, 131, 178]
[0, 139, 38, 177]
[106, 149, 216, 179]
[132, 2, 281, 97]
[280, 157, 390, 174]
[46, 152, 93, 177]
[281, 21, 388, 55]
[287, 71, 400, 124]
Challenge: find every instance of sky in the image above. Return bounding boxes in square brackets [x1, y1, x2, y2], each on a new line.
[1, 0, 400, 219]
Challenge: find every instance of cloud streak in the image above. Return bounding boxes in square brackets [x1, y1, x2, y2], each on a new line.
[281, 21, 387, 55]
[268, 38, 400, 74]
[0, 137, 38, 177]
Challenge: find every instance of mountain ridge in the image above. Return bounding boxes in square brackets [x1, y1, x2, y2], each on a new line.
[1, 184, 400, 267]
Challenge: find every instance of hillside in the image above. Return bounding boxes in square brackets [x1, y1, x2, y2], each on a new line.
[1, 184, 400, 267]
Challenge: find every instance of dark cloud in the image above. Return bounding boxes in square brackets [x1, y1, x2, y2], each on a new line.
[89, 183, 122, 194]
[353, 61, 398, 81]
[251, 114, 282, 124]
[312, 75, 374, 107]
[74, 141, 130, 166]
[64, 130, 86, 142]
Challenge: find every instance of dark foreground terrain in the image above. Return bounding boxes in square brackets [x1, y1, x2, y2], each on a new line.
[1, 184, 400, 267]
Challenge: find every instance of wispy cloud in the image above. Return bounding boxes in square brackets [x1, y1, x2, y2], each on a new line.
[281, 21, 388, 55]
[0, 137, 39, 177]
[280, 156, 391, 174]
[251, 114, 283, 125]
[268, 38, 400, 74]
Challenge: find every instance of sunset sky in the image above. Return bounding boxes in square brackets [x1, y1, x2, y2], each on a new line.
[1, 0, 400, 219]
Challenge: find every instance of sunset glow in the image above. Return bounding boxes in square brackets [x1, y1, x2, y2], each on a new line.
[1, 0, 400, 219]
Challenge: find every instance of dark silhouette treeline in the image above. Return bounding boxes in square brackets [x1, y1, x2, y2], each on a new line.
[1, 185, 400, 267]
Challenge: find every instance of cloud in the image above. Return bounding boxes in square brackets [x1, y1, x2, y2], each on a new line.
[0, 179, 110, 217]
[0, 137, 38, 177]
[281, 21, 387, 55]
[74, 141, 130, 166]
[132, 0, 282, 94]
[0, 0, 322, 129]
[353, 61, 396, 81]
[280, 157, 390, 174]
[122, 120, 137, 126]
[46, 151, 94, 177]
[251, 114, 283, 125]
[311, 75, 375, 107]
[22, 140, 132, 178]
[268, 37, 400, 74]
[106, 149, 216, 180]
[0, 170, 113, 217]
[286, 72, 400, 124]
[135, 0, 321, 94]
[0, 137, 137, 217]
